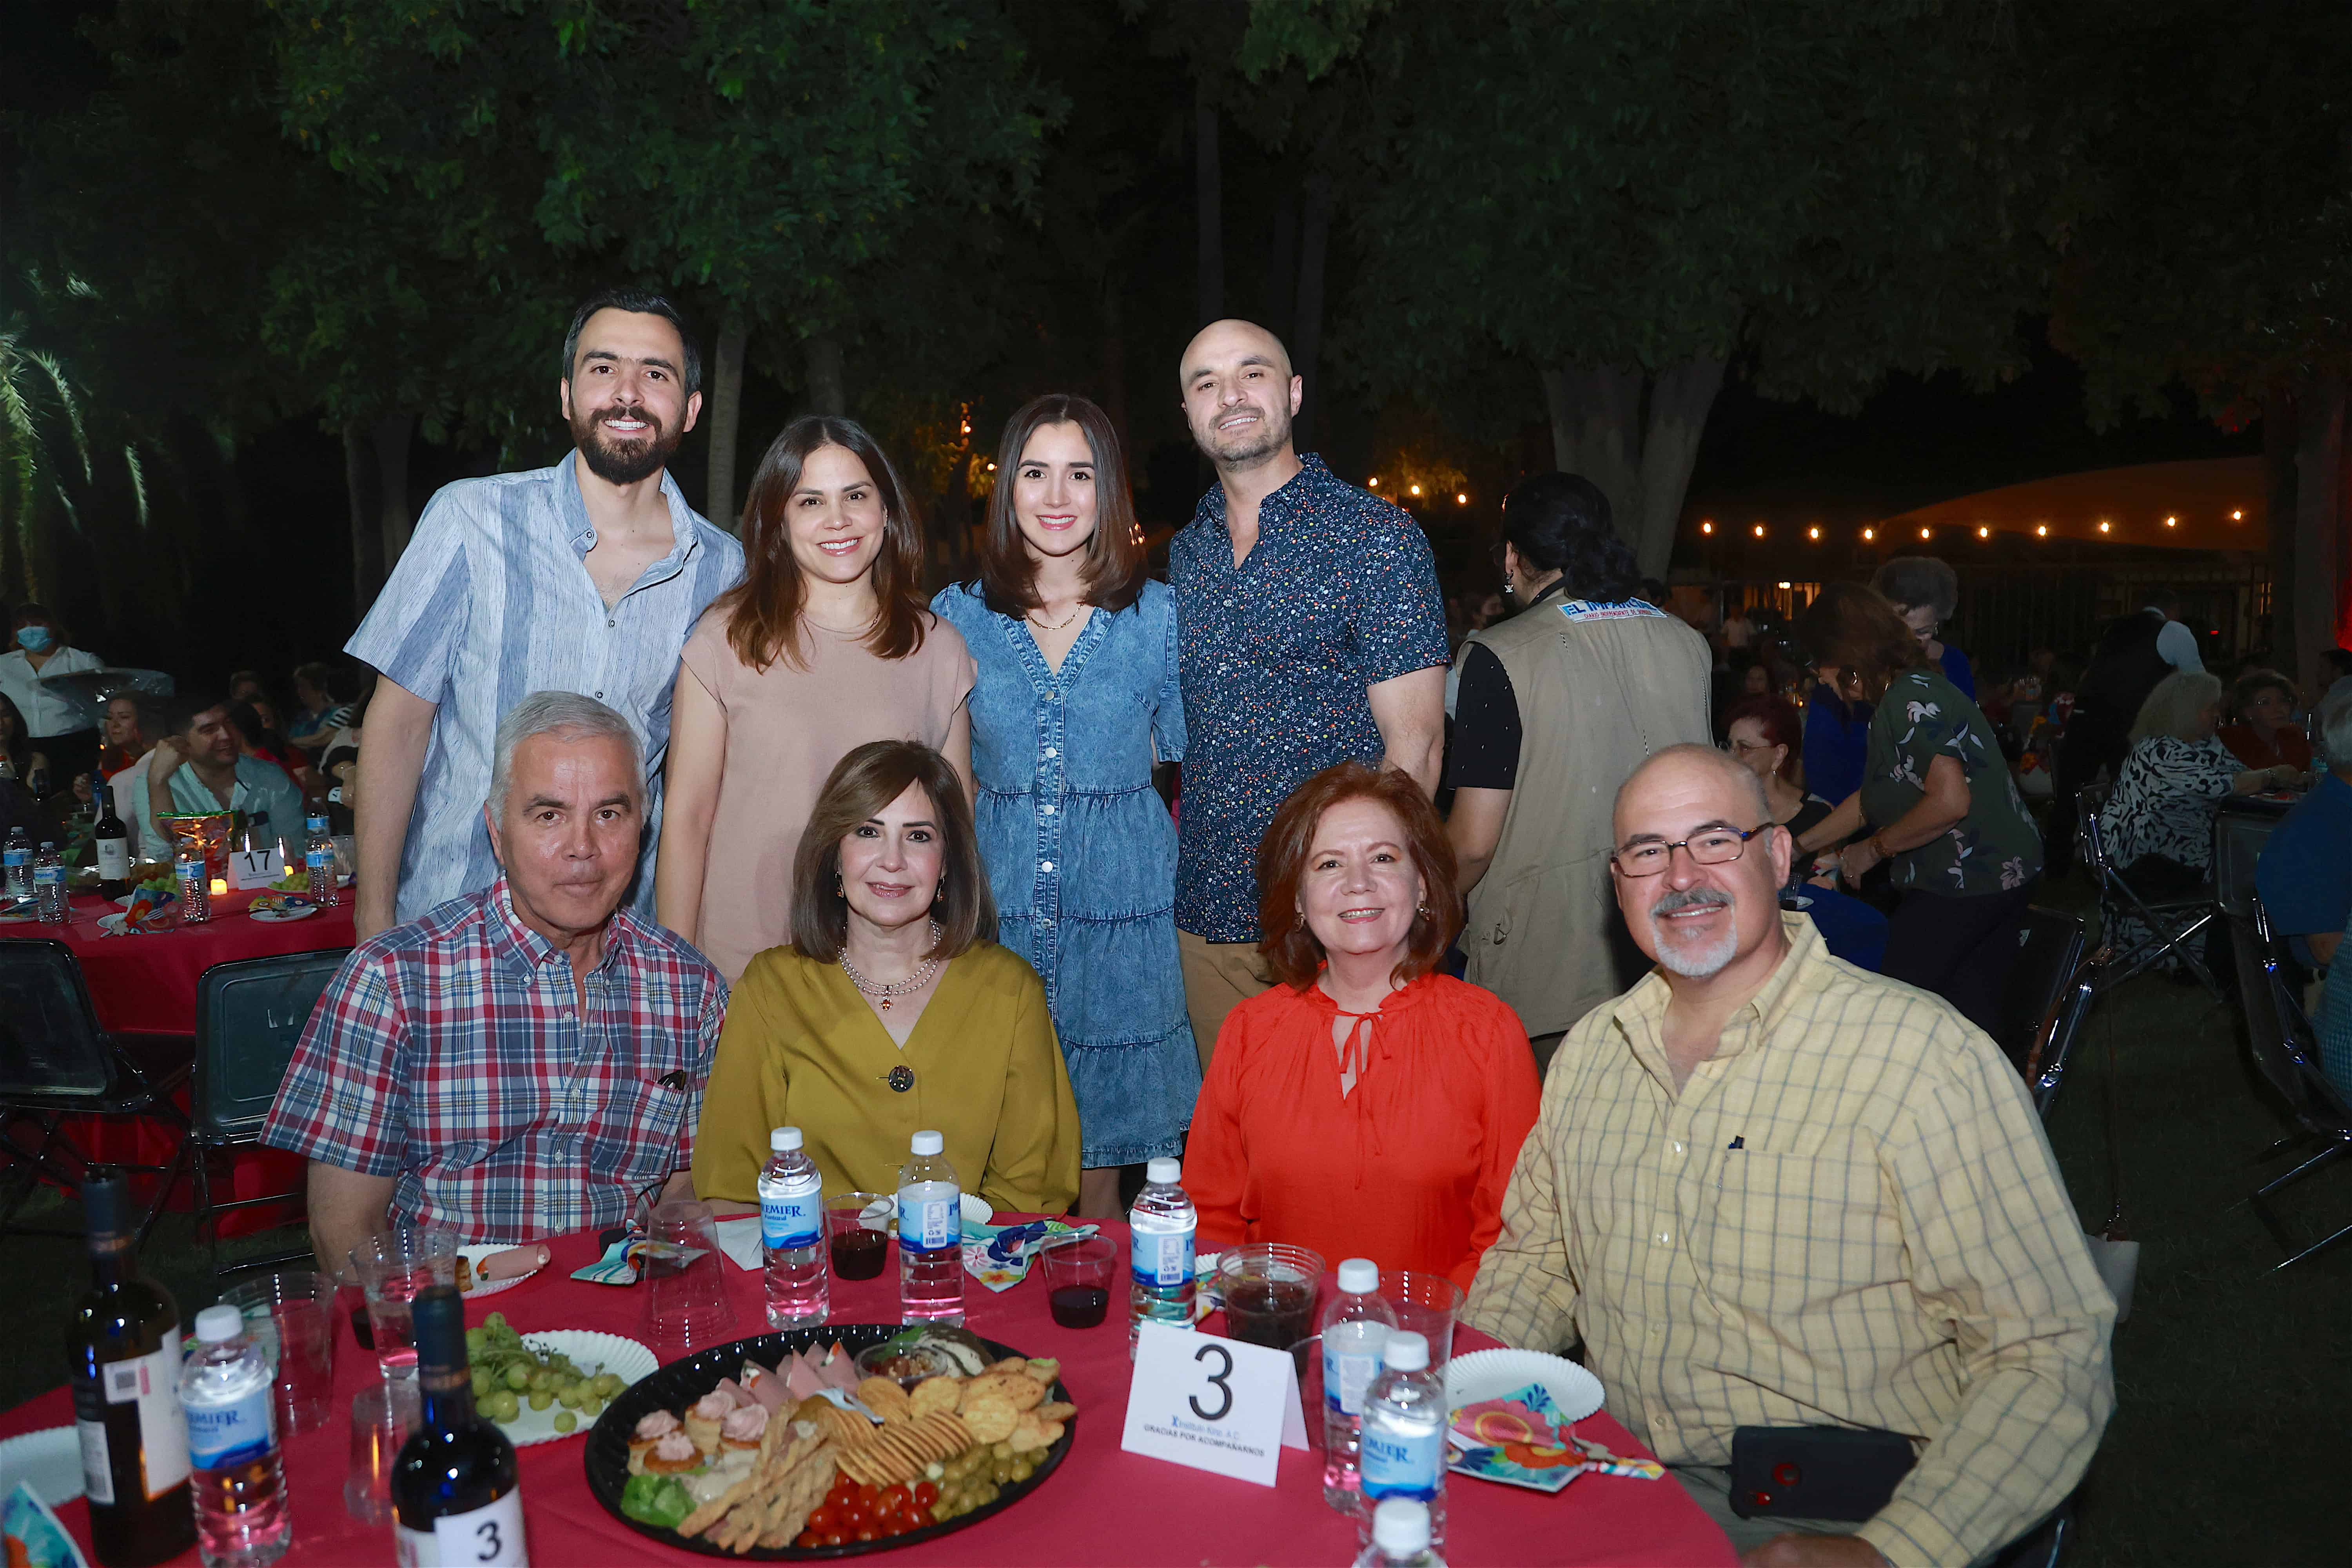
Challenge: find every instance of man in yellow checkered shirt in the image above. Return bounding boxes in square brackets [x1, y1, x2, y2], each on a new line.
[1465, 745, 2113, 1568]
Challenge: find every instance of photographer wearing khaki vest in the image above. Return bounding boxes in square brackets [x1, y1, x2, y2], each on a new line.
[1445, 474, 1711, 1073]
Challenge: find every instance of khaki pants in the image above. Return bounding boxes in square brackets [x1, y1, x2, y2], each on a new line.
[1177, 929, 1272, 1073]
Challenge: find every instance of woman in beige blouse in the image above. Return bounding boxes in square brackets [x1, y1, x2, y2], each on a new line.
[657, 416, 975, 982]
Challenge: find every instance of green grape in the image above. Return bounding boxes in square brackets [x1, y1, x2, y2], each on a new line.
[556, 1386, 581, 1410]
[554, 1411, 577, 1434]
[528, 1389, 552, 1411]
[580, 1395, 604, 1418]
[464, 1327, 487, 1355]
[488, 1390, 521, 1423]
[503, 1363, 531, 1391]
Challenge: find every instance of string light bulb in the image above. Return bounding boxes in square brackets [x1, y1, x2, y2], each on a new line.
[1920, 527, 1931, 540]
[1862, 528, 1875, 541]
[1368, 476, 1379, 487]
[2231, 508, 2244, 521]
[1807, 525, 1820, 541]
[2098, 520, 2112, 533]
[1977, 526, 1990, 539]
[2036, 524, 2048, 537]
[1455, 492, 1468, 505]
[1701, 521, 1714, 535]
[2164, 515, 2178, 527]
[1408, 483, 1422, 496]
[1752, 523, 1766, 538]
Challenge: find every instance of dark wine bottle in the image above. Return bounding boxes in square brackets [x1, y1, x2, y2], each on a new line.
[93, 786, 130, 899]
[392, 1285, 527, 1566]
[67, 1168, 196, 1567]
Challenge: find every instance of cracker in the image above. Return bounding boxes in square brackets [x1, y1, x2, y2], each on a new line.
[960, 1372, 1044, 1413]
[1022, 1356, 1060, 1384]
[909, 1376, 962, 1417]
[1034, 1400, 1075, 1423]
[962, 1396, 1018, 1444]
[1008, 1415, 1064, 1455]
[857, 1375, 915, 1424]
[987, 1356, 1029, 1375]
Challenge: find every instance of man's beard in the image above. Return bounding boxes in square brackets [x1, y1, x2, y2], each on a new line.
[1192, 400, 1291, 469]
[1648, 886, 1741, 979]
[572, 403, 681, 486]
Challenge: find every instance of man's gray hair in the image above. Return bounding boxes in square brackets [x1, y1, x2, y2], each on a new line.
[2130, 670, 2223, 745]
[2319, 683, 2352, 769]
[487, 691, 643, 817]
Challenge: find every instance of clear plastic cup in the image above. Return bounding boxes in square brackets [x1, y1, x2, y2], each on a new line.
[345, 1377, 421, 1524]
[220, 1269, 337, 1432]
[1038, 1235, 1117, 1329]
[1216, 1243, 1326, 1351]
[1386, 1270, 1465, 1372]
[349, 1227, 459, 1382]
[642, 1200, 737, 1356]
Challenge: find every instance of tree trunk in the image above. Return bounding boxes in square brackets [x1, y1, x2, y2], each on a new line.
[2263, 388, 2299, 683]
[1292, 172, 1333, 450]
[1098, 279, 1129, 456]
[1195, 83, 1223, 326]
[708, 312, 748, 533]
[2292, 375, 2346, 700]
[804, 334, 846, 418]
[1633, 357, 1725, 582]
[372, 412, 414, 570]
[341, 421, 383, 619]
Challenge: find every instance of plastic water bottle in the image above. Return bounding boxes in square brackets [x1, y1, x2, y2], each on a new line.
[176, 848, 210, 924]
[1361, 1331, 1446, 1548]
[3, 826, 29, 900]
[896, 1131, 963, 1325]
[33, 840, 67, 923]
[180, 1304, 290, 1568]
[1320, 1258, 1398, 1514]
[302, 813, 338, 907]
[1127, 1156, 1198, 1353]
[1352, 1499, 1445, 1568]
[758, 1127, 829, 1328]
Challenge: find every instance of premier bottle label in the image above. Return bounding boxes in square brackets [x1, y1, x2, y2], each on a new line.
[186, 1384, 275, 1471]
[1361, 1421, 1443, 1501]
[1129, 1225, 1194, 1287]
[760, 1188, 819, 1250]
[1323, 1338, 1387, 1416]
[897, 1191, 959, 1252]
[395, 1488, 528, 1566]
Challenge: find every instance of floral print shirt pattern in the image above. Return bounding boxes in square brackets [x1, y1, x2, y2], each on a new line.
[1859, 668, 2043, 895]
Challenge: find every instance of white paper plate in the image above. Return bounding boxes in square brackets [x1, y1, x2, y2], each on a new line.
[1445, 1348, 1605, 1425]
[0, 1425, 83, 1506]
[249, 904, 319, 923]
[459, 1244, 545, 1298]
[491, 1330, 657, 1448]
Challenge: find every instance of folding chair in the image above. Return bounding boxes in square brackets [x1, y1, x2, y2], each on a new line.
[191, 949, 350, 1279]
[0, 940, 192, 1244]
[1998, 907, 2100, 1119]
[2076, 785, 2223, 998]
[2223, 900, 2352, 1271]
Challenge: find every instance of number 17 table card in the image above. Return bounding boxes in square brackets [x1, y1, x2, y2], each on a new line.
[1120, 1321, 1309, 1487]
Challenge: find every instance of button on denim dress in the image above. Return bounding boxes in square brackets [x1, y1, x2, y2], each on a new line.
[934, 580, 1199, 1166]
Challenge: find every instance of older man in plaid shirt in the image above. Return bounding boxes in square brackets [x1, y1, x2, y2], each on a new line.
[1466, 745, 2113, 1568]
[266, 691, 725, 1274]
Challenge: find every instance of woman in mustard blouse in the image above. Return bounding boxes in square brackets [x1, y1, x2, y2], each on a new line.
[691, 740, 1081, 1213]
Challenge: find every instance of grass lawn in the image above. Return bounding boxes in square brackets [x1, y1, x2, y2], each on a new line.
[7, 879, 2350, 1564]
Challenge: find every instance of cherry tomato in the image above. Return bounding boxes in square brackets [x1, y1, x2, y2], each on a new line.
[809, 1506, 836, 1532]
[820, 1533, 847, 1549]
[882, 1483, 912, 1510]
[855, 1528, 879, 1544]
[913, 1481, 939, 1508]
[857, 1482, 880, 1505]
[794, 1532, 820, 1550]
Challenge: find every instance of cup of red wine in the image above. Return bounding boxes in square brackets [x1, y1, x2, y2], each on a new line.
[1036, 1235, 1118, 1328]
[826, 1192, 894, 1283]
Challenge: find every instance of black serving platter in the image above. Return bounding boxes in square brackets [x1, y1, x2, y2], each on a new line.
[584, 1323, 1075, 1559]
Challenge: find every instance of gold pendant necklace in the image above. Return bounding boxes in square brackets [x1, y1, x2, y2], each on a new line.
[1028, 604, 1084, 633]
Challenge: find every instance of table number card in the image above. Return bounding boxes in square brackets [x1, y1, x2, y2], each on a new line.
[1120, 1321, 1308, 1487]
[228, 848, 286, 889]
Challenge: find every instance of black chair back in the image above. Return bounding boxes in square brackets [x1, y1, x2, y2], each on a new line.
[1999, 909, 2086, 1076]
[192, 949, 350, 1144]
[0, 940, 114, 1100]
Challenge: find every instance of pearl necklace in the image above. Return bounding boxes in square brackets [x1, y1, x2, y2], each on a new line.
[839, 922, 944, 1012]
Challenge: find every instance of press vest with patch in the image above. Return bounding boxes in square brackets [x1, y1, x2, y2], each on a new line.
[1460, 599, 1713, 1036]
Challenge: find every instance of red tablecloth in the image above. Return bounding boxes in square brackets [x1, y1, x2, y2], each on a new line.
[0, 888, 356, 1036]
[0, 888, 353, 1227]
[2, 1223, 1734, 1566]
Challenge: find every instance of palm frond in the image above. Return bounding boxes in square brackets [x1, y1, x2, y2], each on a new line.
[123, 443, 149, 530]
[29, 351, 93, 484]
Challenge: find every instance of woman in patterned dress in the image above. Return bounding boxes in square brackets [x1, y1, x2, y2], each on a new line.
[933, 394, 1195, 1218]
[1794, 582, 2042, 1035]
[2107, 670, 2301, 886]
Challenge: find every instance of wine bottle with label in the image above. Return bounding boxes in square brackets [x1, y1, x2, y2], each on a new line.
[93, 784, 131, 898]
[68, 1168, 196, 1566]
[392, 1285, 526, 1566]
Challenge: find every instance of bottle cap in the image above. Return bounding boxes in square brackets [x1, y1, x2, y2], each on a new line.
[194, 1305, 245, 1344]
[1337, 1258, 1379, 1294]
[1372, 1499, 1431, 1554]
[771, 1127, 802, 1152]
[38, 842, 53, 852]
[1146, 1157, 1181, 1185]
[80, 1168, 127, 1241]
[910, 1130, 944, 1156]
[1381, 1330, 1429, 1371]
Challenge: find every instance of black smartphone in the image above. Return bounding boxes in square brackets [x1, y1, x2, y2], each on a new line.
[1729, 1425, 1917, 1521]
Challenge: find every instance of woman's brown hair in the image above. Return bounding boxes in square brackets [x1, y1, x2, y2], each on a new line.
[1792, 581, 1926, 705]
[789, 740, 995, 964]
[1255, 762, 1463, 990]
[975, 394, 1147, 617]
[719, 416, 931, 672]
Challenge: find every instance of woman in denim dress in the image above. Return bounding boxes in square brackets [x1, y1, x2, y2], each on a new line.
[934, 394, 1196, 1217]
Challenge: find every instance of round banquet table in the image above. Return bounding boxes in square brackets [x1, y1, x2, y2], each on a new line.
[0, 1221, 1735, 1566]
[0, 887, 358, 1036]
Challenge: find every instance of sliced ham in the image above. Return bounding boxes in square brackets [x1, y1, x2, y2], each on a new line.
[782, 1352, 825, 1402]
[817, 1347, 860, 1392]
[741, 1362, 791, 1413]
[711, 1377, 753, 1410]
[479, 1243, 550, 1280]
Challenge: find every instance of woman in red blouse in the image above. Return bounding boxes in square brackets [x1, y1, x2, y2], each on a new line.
[1186, 763, 1542, 1290]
